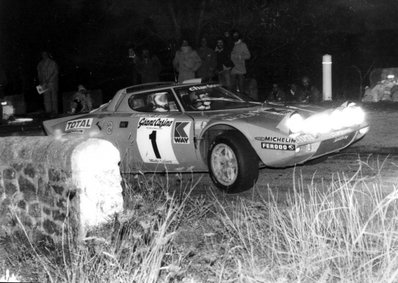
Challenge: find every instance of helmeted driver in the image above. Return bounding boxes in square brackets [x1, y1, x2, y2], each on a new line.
[151, 92, 170, 112]
[190, 92, 211, 110]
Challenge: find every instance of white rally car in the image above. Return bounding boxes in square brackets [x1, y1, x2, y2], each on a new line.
[43, 81, 368, 193]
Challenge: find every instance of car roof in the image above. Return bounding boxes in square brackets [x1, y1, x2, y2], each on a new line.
[104, 81, 220, 112]
[125, 81, 176, 93]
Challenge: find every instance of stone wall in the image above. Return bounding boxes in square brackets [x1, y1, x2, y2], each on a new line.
[0, 136, 123, 244]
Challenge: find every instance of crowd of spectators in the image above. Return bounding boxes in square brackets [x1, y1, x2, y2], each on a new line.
[0, 29, 325, 118]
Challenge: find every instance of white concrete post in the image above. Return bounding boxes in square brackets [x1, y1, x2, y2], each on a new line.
[71, 138, 123, 237]
[322, 54, 332, 101]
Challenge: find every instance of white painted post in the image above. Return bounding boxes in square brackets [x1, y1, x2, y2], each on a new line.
[322, 54, 332, 101]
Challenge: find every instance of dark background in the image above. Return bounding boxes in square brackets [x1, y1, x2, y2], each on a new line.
[1, 0, 398, 108]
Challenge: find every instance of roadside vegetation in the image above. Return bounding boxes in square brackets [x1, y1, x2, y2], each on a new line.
[1, 160, 398, 282]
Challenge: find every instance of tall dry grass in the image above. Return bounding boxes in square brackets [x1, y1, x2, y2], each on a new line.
[1, 161, 398, 282]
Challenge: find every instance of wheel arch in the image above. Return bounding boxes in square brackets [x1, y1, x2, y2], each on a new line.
[198, 123, 257, 165]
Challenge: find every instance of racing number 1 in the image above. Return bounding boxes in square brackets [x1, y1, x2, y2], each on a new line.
[149, 130, 161, 159]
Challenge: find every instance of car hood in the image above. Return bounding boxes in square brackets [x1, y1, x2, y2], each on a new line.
[199, 101, 367, 139]
[203, 102, 322, 126]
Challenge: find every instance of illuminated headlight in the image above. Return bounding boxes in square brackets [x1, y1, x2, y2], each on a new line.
[303, 113, 331, 134]
[1, 101, 6, 106]
[286, 113, 304, 133]
[349, 106, 365, 125]
[330, 105, 365, 129]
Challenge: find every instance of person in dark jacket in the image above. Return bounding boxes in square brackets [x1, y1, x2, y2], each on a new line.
[196, 37, 217, 82]
[286, 83, 305, 102]
[214, 38, 233, 88]
[301, 76, 321, 103]
[268, 83, 286, 102]
[135, 48, 162, 83]
[37, 51, 59, 114]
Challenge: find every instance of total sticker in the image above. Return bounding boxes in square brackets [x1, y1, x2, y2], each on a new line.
[65, 118, 93, 131]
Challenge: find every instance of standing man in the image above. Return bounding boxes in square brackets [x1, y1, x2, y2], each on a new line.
[214, 38, 233, 88]
[196, 37, 217, 82]
[135, 48, 162, 83]
[230, 30, 251, 93]
[37, 51, 59, 115]
[173, 39, 202, 83]
[301, 76, 321, 103]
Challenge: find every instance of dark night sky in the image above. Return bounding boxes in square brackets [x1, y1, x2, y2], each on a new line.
[1, 0, 398, 99]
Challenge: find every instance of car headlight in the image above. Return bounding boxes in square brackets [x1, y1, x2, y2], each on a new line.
[349, 105, 365, 125]
[330, 104, 365, 130]
[286, 113, 305, 133]
[304, 113, 331, 134]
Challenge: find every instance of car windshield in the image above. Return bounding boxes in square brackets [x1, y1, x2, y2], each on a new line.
[175, 84, 255, 111]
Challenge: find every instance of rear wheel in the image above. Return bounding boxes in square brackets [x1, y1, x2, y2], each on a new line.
[208, 132, 259, 193]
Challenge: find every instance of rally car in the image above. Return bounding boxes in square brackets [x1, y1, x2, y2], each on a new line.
[43, 81, 369, 193]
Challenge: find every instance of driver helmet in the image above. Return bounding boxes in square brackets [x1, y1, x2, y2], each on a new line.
[190, 92, 211, 110]
[152, 92, 169, 112]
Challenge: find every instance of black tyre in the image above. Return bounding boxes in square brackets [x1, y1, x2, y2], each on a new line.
[208, 132, 259, 193]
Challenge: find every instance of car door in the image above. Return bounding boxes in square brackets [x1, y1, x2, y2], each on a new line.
[115, 89, 203, 173]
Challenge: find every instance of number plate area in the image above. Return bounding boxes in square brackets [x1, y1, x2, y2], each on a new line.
[136, 117, 178, 164]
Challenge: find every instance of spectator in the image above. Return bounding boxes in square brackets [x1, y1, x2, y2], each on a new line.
[128, 47, 139, 85]
[268, 83, 286, 102]
[0, 63, 7, 100]
[301, 76, 321, 103]
[135, 48, 162, 83]
[70, 84, 92, 114]
[223, 31, 234, 56]
[196, 37, 217, 82]
[286, 83, 305, 102]
[37, 51, 59, 115]
[173, 39, 202, 83]
[230, 30, 251, 93]
[214, 38, 233, 88]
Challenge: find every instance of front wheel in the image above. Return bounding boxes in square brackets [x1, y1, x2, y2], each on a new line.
[208, 132, 259, 193]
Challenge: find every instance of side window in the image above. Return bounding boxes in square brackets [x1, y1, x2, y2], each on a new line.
[128, 91, 179, 112]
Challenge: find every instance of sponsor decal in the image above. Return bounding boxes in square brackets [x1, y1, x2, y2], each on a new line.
[295, 134, 316, 143]
[68, 129, 84, 134]
[334, 135, 349, 142]
[65, 118, 93, 131]
[174, 122, 191, 144]
[188, 84, 218, 91]
[261, 142, 296, 151]
[106, 121, 113, 135]
[255, 136, 296, 143]
[119, 121, 129, 128]
[137, 117, 174, 129]
[136, 118, 178, 164]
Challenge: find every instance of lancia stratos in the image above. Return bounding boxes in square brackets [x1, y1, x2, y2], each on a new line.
[43, 81, 369, 193]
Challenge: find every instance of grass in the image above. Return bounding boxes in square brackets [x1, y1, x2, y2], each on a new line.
[1, 161, 398, 282]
